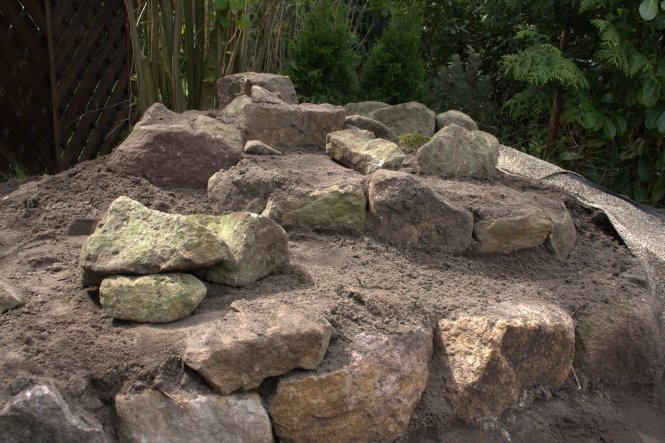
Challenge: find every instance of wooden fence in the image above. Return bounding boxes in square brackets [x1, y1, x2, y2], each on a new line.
[0, 0, 132, 174]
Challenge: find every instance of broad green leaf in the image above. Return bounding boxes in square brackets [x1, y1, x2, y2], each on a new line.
[662, 0, 665, 9]
[639, 0, 658, 20]
[645, 108, 661, 129]
[560, 151, 584, 161]
[602, 116, 616, 138]
[213, 0, 229, 9]
[229, 0, 244, 14]
[657, 111, 665, 133]
[634, 184, 648, 202]
[219, 16, 231, 27]
[614, 115, 628, 134]
[236, 13, 251, 29]
[640, 77, 661, 107]
[651, 174, 665, 201]
[638, 155, 654, 182]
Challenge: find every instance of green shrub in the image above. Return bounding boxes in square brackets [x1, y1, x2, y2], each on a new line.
[284, 0, 360, 105]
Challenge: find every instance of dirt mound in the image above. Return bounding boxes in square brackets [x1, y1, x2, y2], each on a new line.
[1, 151, 664, 442]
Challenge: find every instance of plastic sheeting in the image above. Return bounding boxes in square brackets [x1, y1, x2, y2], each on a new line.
[498, 145, 665, 305]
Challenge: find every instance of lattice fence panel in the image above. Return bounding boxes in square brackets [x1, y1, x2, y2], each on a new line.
[0, 0, 131, 174]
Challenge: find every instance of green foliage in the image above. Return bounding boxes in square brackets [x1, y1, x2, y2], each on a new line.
[0, 159, 30, 182]
[360, 9, 427, 104]
[503, 44, 589, 91]
[285, 0, 360, 105]
[399, 132, 431, 152]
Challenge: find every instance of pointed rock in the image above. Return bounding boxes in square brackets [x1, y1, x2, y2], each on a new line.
[184, 302, 333, 394]
[100, 273, 206, 323]
[270, 328, 433, 443]
[251, 85, 285, 104]
[79, 197, 228, 286]
[188, 212, 289, 287]
[344, 114, 400, 144]
[243, 140, 283, 156]
[438, 303, 575, 421]
[0, 278, 26, 313]
[435, 110, 478, 132]
[417, 124, 499, 178]
[0, 384, 110, 443]
[116, 389, 273, 443]
[368, 170, 473, 251]
[326, 129, 405, 175]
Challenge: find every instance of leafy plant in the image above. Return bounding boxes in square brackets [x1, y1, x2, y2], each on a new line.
[0, 159, 30, 182]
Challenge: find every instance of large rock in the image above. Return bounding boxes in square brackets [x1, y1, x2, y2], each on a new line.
[435, 110, 478, 132]
[107, 103, 243, 188]
[474, 209, 554, 254]
[240, 103, 345, 150]
[368, 101, 436, 136]
[438, 303, 575, 421]
[0, 278, 26, 313]
[184, 302, 333, 395]
[417, 124, 499, 178]
[326, 129, 405, 175]
[221, 94, 252, 117]
[216, 72, 298, 108]
[188, 212, 289, 287]
[116, 389, 272, 443]
[208, 164, 282, 214]
[344, 115, 400, 144]
[270, 328, 432, 443]
[99, 273, 206, 323]
[262, 183, 366, 228]
[0, 384, 110, 443]
[79, 197, 228, 286]
[250, 85, 285, 104]
[344, 101, 390, 117]
[368, 170, 473, 251]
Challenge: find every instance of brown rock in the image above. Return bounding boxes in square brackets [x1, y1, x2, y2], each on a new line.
[270, 328, 433, 443]
[107, 103, 243, 188]
[326, 129, 405, 175]
[184, 302, 333, 394]
[208, 163, 282, 214]
[474, 209, 553, 253]
[250, 85, 285, 104]
[368, 170, 473, 251]
[0, 278, 25, 313]
[240, 102, 345, 150]
[368, 101, 436, 136]
[216, 72, 298, 108]
[438, 303, 575, 421]
[344, 114, 400, 144]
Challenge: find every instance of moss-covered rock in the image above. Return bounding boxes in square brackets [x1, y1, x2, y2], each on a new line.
[399, 132, 431, 153]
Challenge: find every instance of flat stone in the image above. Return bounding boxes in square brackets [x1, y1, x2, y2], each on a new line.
[0, 384, 110, 443]
[438, 303, 575, 421]
[116, 389, 272, 443]
[243, 140, 283, 156]
[262, 183, 366, 228]
[368, 170, 473, 251]
[344, 114, 400, 144]
[368, 101, 436, 136]
[79, 196, 228, 286]
[417, 124, 499, 178]
[474, 209, 553, 253]
[270, 328, 432, 443]
[216, 72, 298, 108]
[435, 110, 478, 132]
[344, 101, 390, 117]
[188, 212, 289, 287]
[250, 85, 285, 104]
[184, 302, 333, 394]
[240, 103, 345, 150]
[326, 129, 405, 175]
[0, 278, 26, 313]
[99, 273, 206, 323]
[107, 103, 243, 188]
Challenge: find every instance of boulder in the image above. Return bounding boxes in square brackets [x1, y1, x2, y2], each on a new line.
[262, 183, 366, 228]
[116, 389, 272, 443]
[79, 196, 228, 286]
[107, 103, 243, 188]
[435, 110, 478, 132]
[250, 85, 285, 104]
[0, 278, 26, 313]
[208, 164, 282, 214]
[221, 94, 252, 117]
[474, 209, 554, 254]
[546, 204, 577, 260]
[216, 72, 298, 108]
[417, 124, 499, 178]
[0, 384, 110, 443]
[184, 302, 333, 395]
[270, 328, 432, 443]
[344, 101, 390, 117]
[326, 129, 405, 175]
[438, 303, 575, 421]
[368, 101, 436, 136]
[188, 213, 289, 287]
[344, 114, 400, 144]
[243, 140, 282, 156]
[99, 273, 206, 323]
[240, 103, 345, 150]
[368, 170, 474, 251]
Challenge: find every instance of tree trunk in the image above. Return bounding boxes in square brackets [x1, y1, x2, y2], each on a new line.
[546, 29, 568, 149]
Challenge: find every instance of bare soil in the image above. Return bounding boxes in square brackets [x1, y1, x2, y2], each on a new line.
[1, 151, 663, 442]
